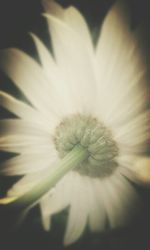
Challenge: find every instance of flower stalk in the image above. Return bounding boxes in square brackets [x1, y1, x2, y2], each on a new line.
[1, 145, 89, 210]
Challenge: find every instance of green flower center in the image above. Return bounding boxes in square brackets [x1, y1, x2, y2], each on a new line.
[54, 114, 119, 178]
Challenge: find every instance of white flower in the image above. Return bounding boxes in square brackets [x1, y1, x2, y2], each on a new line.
[0, 0, 149, 246]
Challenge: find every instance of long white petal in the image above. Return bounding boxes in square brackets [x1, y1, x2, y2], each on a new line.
[132, 156, 150, 184]
[0, 91, 49, 127]
[0, 135, 54, 153]
[88, 178, 106, 232]
[62, 6, 93, 52]
[115, 110, 150, 153]
[40, 172, 74, 216]
[30, 32, 56, 72]
[42, 0, 64, 16]
[64, 173, 88, 246]
[40, 192, 52, 231]
[0, 48, 60, 122]
[0, 151, 58, 175]
[0, 119, 52, 137]
[95, 1, 148, 127]
[38, 172, 79, 232]
[102, 173, 139, 228]
[44, 14, 97, 113]
[30, 33, 77, 116]
[42, 1, 93, 52]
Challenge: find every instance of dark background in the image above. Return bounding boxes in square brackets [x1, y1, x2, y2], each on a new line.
[0, 0, 150, 250]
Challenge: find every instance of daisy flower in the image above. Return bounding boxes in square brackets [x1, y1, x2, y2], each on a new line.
[0, 0, 149, 245]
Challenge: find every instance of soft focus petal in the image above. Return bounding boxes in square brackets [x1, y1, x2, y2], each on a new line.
[39, 172, 76, 232]
[42, 0, 93, 52]
[44, 14, 97, 113]
[30, 33, 76, 116]
[115, 110, 150, 154]
[0, 135, 54, 153]
[0, 91, 47, 124]
[40, 192, 52, 231]
[88, 178, 106, 232]
[95, 1, 148, 128]
[0, 49, 61, 122]
[40, 172, 74, 218]
[102, 173, 139, 228]
[0, 150, 58, 175]
[133, 157, 150, 184]
[64, 173, 88, 245]
[0, 119, 52, 137]
[42, 0, 64, 16]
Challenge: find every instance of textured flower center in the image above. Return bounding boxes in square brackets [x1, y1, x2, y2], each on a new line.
[54, 114, 119, 178]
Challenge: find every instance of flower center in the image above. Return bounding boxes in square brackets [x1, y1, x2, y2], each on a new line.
[53, 114, 119, 178]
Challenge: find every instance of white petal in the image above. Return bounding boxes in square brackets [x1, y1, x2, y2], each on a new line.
[0, 91, 49, 127]
[0, 119, 52, 137]
[116, 154, 137, 170]
[40, 192, 52, 231]
[64, 173, 88, 246]
[115, 110, 150, 153]
[88, 178, 106, 232]
[95, 1, 148, 127]
[29, 32, 56, 72]
[0, 48, 60, 122]
[44, 14, 97, 113]
[0, 150, 57, 175]
[30, 33, 76, 116]
[0, 135, 54, 153]
[102, 173, 138, 228]
[62, 6, 93, 52]
[42, 1, 93, 52]
[39, 172, 75, 232]
[40, 172, 74, 216]
[133, 156, 150, 184]
[42, 0, 64, 16]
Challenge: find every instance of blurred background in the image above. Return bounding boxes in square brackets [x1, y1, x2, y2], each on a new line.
[0, 0, 150, 249]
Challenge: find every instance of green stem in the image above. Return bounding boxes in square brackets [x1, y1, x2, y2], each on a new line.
[8, 145, 88, 210]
